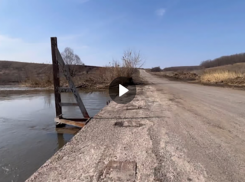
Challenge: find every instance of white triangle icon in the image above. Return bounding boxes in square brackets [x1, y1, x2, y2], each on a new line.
[119, 84, 129, 97]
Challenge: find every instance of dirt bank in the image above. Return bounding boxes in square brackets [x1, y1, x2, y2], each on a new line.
[0, 61, 105, 89]
[0, 61, 146, 90]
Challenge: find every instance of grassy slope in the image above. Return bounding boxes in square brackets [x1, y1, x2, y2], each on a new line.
[0, 61, 49, 84]
[151, 63, 245, 87]
[0, 61, 102, 86]
[0, 60, 144, 89]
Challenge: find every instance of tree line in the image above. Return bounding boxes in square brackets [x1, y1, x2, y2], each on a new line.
[200, 53, 245, 68]
[163, 66, 202, 71]
[159, 52, 245, 71]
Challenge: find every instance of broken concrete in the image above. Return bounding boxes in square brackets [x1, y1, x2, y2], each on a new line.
[98, 161, 137, 182]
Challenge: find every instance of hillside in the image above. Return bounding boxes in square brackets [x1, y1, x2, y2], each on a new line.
[151, 62, 245, 88]
[0, 61, 101, 86]
[0, 60, 143, 89]
[162, 52, 245, 72]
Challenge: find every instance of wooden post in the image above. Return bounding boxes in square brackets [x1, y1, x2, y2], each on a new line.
[51, 37, 62, 118]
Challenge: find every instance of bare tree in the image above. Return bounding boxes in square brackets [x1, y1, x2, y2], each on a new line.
[61, 47, 84, 77]
[121, 49, 144, 77]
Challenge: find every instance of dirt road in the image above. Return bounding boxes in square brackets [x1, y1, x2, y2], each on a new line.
[140, 70, 245, 182]
[27, 70, 245, 182]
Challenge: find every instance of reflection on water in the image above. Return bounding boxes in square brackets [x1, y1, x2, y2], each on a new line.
[57, 133, 66, 150]
[0, 85, 45, 91]
[0, 90, 110, 182]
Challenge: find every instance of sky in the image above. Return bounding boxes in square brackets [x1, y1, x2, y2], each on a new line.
[0, 0, 245, 68]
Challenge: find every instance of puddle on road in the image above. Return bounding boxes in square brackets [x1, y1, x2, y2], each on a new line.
[0, 89, 110, 182]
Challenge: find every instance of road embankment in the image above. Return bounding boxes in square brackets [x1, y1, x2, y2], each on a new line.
[27, 70, 245, 182]
[151, 65, 245, 89]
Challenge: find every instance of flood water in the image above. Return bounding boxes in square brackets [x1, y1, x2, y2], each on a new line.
[0, 88, 110, 182]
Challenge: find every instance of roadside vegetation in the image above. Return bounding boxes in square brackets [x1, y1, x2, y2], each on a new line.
[151, 52, 245, 88]
[97, 49, 144, 83]
[199, 70, 244, 85]
[199, 64, 245, 86]
[23, 66, 53, 87]
[0, 48, 144, 89]
[151, 66, 161, 72]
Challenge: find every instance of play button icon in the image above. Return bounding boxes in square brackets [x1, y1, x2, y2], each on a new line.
[109, 77, 136, 104]
[119, 84, 129, 97]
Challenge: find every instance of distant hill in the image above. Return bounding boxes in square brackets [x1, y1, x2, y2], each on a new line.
[200, 53, 245, 68]
[0, 61, 100, 85]
[163, 66, 202, 72]
[162, 52, 245, 71]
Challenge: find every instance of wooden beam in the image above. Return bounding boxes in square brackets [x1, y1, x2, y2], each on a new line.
[56, 48, 90, 118]
[55, 118, 86, 128]
[61, 118, 88, 122]
[56, 127, 80, 135]
[51, 37, 62, 117]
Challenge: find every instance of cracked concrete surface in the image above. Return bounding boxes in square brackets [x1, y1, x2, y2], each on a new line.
[26, 70, 245, 182]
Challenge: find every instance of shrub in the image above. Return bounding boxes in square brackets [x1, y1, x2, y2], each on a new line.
[151, 66, 161, 72]
[98, 49, 144, 82]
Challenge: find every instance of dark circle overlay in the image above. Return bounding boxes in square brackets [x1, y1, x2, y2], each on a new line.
[109, 77, 136, 104]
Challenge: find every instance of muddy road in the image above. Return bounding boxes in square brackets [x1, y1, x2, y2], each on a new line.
[27, 70, 245, 182]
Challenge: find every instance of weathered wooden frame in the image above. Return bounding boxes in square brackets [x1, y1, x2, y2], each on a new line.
[51, 37, 90, 128]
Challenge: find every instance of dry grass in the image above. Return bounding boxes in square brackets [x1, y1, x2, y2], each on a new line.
[96, 63, 138, 83]
[97, 50, 143, 83]
[200, 70, 243, 83]
[0, 61, 51, 85]
[21, 65, 53, 87]
[0, 49, 143, 88]
[0, 60, 103, 88]
[206, 62, 245, 74]
[23, 73, 53, 87]
[151, 63, 245, 87]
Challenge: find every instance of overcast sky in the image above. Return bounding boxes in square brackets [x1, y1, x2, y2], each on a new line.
[0, 0, 245, 68]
